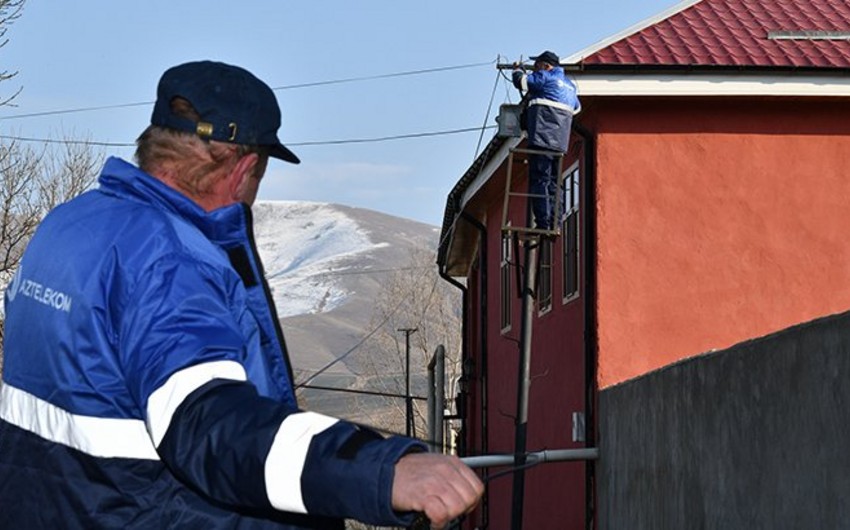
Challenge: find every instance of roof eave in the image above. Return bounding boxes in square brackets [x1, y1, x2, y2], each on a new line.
[437, 131, 527, 275]
[571, 63, 850, 75]
[437, 134, 514, 273]
[574, 68, 850, 97]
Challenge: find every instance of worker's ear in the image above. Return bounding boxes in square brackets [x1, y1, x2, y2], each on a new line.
[228, 152, 259, 200]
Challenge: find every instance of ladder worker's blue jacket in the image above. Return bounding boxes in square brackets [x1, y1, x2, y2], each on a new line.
[512, 66, 581, 152]
[0, 157, 426, 529]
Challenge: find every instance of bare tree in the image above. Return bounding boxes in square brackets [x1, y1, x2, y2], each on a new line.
[355, 247, 463, 444]
[0, 0, 104, 371]
[0, 0, 24, 370]
[0, 0, 24, 107]
[343, 249, 463, 530]
[0, 140, 40, 288]
[39, 139, 102, 213]
[0, 138, 101, 284]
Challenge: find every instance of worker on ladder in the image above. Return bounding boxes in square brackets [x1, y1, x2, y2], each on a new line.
[512, 50, 581, 231]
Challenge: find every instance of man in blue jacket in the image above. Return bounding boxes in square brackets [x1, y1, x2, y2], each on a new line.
[513, 50, 581, 230]
[0, 60, 482, 529]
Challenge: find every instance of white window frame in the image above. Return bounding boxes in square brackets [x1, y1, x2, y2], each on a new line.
[500, 225, 513, 334]
[562, 164, 581, 305]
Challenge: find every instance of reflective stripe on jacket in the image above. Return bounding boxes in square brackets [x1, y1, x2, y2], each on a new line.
[0, 157, 424, 529]
[512, 66, 581, 152]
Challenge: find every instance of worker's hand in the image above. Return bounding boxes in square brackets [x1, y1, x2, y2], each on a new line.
[392, 452, 484, 529]
[512, 61, 521, 70]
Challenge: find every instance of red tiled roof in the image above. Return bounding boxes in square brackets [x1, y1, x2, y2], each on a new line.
[579, 0, 850, 69]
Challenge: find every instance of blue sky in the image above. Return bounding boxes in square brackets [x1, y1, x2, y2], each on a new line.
[0, 1, 679, 225]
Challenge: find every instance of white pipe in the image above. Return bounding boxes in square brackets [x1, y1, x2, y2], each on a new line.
[461, 447, 598, 469]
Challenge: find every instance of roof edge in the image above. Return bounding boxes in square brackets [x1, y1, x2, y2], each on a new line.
[576, 72, 850, 97]
[563, 0, 703, 65]
[438, 134, 510, 269]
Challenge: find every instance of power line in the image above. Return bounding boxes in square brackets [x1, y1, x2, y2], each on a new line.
[0, 60, 495, 122]
[475, 67, 503, 160]
[289, 126, 495, 147]
[0, 134, 134, 147]
[293, 297, 398, 389]
[298, 383, 427, 402]
[0, 101, 151, 121]
[294, 366, 423, 378]
[270, 61, 495, 91]
[0, 124, 497, 150]
[0, 59, 500, 149]
[294, 274, 440, 389]
[313, 265, 432, 277]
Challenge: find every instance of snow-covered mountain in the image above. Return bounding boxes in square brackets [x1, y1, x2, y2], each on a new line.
[254, 201, 386, 318]
[252, 200, 440, 418]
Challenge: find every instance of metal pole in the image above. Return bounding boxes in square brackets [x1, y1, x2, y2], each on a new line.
[426, 345, 446, 451]
[435, 346, 445, 453]
[511, 238, 539, 530]
[398, 328, 418, 437]
[428, 355, 436, 448]
[462, 448, 599, 469]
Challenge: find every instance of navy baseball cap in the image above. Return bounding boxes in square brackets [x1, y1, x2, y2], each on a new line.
[530, 50, 560, 66]
[151, 61, 300, 164]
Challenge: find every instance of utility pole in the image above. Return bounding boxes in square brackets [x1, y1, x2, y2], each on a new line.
[511, 238, 539, 530]
[398, 327, 418, 437]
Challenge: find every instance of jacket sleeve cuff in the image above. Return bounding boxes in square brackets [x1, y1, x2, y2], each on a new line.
[299, 422, 428, 525]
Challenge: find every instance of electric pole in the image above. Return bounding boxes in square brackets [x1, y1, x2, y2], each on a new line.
[398, 327, 418, 437]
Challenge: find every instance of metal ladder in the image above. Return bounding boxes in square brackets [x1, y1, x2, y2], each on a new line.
[500, 146, 566, 239]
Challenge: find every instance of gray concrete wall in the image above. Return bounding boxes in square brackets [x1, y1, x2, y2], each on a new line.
[597, 310, 850, 529]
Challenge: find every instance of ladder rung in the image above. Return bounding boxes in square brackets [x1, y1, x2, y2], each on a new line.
[510, 147, 566, 158]
[507, 192, 549, 199]
[501, 148, 566, 238]
[502, 225, 561, 237]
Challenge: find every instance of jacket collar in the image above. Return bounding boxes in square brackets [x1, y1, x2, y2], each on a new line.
[97, 157, 252, 244]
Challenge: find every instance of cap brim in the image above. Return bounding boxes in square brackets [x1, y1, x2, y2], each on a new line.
[269, 143, 300, 164]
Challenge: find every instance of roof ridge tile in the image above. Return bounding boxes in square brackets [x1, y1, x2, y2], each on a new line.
[578, 0, 850, 70]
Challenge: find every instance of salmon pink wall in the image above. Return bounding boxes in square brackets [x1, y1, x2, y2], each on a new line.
[591, 98, 850, 388]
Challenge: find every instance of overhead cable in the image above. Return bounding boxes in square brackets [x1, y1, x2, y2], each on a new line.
[0, 101, 151, 121]
[0, 125, 496, 147]
[312, 265, 432, 277]
[474, 64, 503, 160]
[0, 134, 133, 147]
[293, 294, 401, 389]
[270, 60, 495, 91]
[289, 126, 495, 147]
[0, 60, 495, 122]
[0, 124, 496, 149]
[298, 383, 427, 402]
[294, 274, 440, 389]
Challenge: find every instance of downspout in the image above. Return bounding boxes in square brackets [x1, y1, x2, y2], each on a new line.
[573, 122, 598, 530]
[458, 212, 489, 463]
[438, 210, 489, 529]
[436, 266, 467, 454]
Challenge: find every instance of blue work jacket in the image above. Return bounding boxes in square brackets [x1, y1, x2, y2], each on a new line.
[0, 157, 424, 529]
[513, 66, 581, 152]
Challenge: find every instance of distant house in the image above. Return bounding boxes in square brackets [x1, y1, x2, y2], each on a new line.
[437, 1, 850, 528]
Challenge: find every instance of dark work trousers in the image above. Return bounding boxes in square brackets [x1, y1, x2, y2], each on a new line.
[528, 150, 561, 230]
